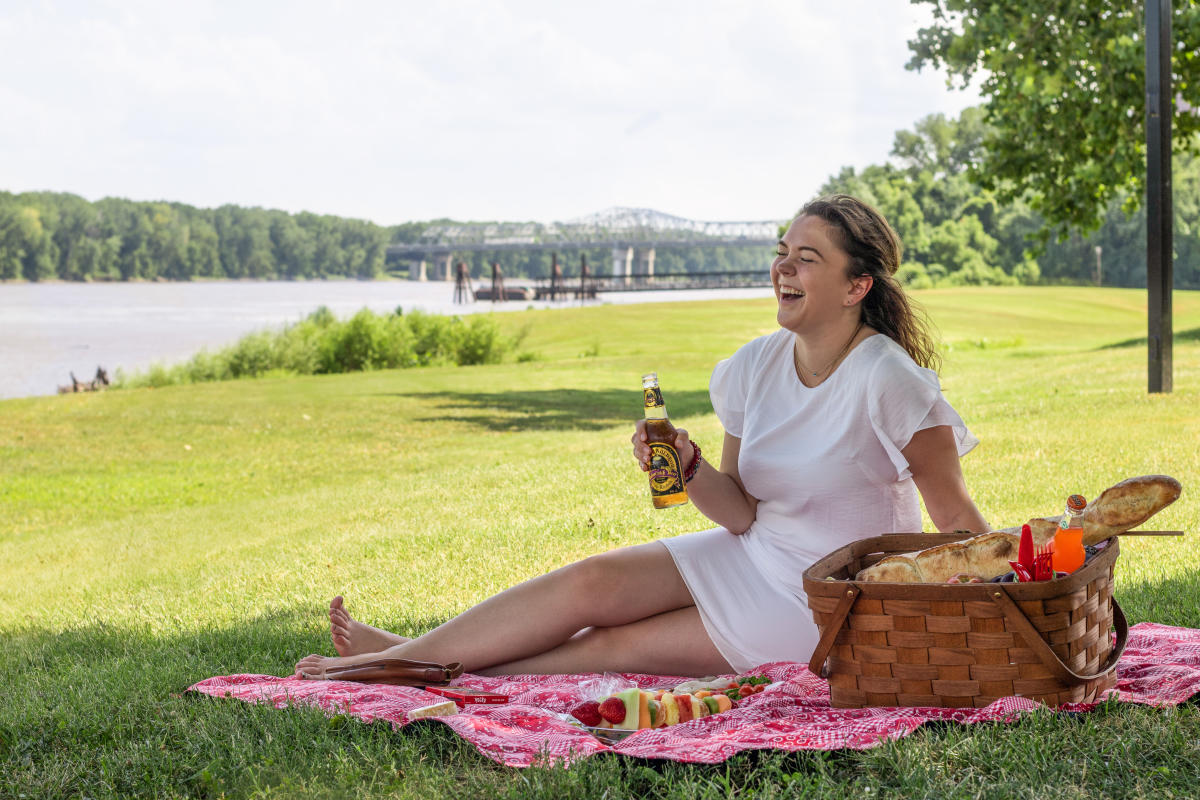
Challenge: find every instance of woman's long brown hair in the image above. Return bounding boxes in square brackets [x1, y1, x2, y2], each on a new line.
[798, 194, 941, 372]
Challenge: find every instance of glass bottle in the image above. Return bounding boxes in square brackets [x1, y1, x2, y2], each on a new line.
[1051, 494, 1087, 574]
[642, 373, 688, 509]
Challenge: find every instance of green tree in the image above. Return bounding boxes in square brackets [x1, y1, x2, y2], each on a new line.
[906, 0, 1200, 240]
[3, 205, 59, 281]
[0, 200, 27, 280]
[270, 212, 315, 279]
[185, 215, 221, 278]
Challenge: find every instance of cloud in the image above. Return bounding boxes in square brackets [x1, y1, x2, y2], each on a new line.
[624, 111, 662, 137]
[0, 0, 979, 223]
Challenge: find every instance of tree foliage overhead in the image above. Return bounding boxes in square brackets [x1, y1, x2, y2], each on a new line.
[811, 106, 1200, 290]
[906, 0, 1200, 240]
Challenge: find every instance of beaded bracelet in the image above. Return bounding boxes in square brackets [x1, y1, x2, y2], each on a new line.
[683, 442, 703, 483]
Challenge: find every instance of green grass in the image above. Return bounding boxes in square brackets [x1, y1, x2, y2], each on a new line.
[2, 286, 1199, 799]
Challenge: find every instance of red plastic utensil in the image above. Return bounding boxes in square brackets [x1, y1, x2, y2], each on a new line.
[1018, 524, 1034, 576]
[1034, 545, 1054, 581]
[1008, 560, 1033, 582]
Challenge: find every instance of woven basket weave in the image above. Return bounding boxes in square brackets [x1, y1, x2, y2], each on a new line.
[801, 533, 1128, 709]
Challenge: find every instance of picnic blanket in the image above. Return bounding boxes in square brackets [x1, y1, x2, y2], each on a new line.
[189, 622, 1200, 768]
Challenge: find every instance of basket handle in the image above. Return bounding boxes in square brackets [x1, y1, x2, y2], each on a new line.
[807, 585, 859, 678]
[988, 589, 1128, 685]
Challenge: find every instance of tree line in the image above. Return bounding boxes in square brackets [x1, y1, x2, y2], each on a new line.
[0, 192, 391, 282]
[0, 190, 770, 283]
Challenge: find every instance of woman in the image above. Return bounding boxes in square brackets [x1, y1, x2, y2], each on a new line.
[295, 194, 988, 680]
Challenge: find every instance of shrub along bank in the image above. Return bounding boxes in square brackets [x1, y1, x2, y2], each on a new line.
[117, 306, 516, 388]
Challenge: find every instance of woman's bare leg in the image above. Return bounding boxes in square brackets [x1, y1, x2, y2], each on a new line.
[478, 605, 733, 677]
[297, 542, 699, 676]
[328, 596, 409, 656]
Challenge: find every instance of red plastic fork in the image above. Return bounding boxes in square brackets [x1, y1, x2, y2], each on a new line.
[1034, 545, 1054, 581]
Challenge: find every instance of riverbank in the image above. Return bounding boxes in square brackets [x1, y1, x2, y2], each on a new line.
[0, 280, 774, 399]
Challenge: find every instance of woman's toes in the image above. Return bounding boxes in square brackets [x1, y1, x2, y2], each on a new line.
[295, 654, 325, 677]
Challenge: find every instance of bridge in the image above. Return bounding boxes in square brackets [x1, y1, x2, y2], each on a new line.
[386, 207, 783, 285]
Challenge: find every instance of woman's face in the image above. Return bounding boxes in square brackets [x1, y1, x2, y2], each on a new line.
[771, 215, 866, 335]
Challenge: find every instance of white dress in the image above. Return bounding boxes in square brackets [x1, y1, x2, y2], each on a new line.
[660, 329, 978, 672]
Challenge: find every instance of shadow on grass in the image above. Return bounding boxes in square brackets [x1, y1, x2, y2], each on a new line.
[1096, 326, 1200, 350]
[7, 573, 1199, 798]
[1117, 569, 1200, 628]
[4, 607, 456, 689]
[1, 606, 492, 798]
[387, 388, 713, 432]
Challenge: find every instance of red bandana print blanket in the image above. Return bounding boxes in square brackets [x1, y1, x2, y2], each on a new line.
[189, 622, 1200, 768]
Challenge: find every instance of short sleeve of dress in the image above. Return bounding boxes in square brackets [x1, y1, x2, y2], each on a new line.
[866, 348, 979, 482]
[709, 347, 751, 438]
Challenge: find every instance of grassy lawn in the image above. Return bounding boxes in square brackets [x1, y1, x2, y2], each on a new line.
[2, 286, 1199, 799]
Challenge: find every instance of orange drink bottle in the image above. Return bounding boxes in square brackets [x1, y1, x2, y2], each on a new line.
[1051, 494, 1087, 574]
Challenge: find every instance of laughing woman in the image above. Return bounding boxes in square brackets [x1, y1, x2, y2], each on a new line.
[295, 194, 988, 681]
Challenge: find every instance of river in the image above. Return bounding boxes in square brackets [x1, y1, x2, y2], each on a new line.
[0, 280, 773, 399]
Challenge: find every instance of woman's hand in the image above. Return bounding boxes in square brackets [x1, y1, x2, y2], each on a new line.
[631, 420, 695, 471]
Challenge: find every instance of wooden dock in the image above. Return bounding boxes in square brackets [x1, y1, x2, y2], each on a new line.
[456, 269, 771, 304]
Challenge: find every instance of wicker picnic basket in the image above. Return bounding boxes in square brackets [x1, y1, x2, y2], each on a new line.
[802, 533, 1128, 709]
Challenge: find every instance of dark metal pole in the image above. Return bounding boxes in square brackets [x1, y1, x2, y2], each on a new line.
[453, 260, 471, 304]
[551, 251, 561, 301]
[1146, 0, 1173, 393]
[491, 261, 504, 302]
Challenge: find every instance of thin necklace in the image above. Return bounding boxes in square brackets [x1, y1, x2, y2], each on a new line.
[794, 320, 865, 380]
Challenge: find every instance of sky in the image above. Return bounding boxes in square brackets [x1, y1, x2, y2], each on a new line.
[0, 0, 980, 226]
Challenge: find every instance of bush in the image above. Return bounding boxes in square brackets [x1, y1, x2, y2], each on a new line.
[323, 310, 391, 372]
[225, 331, 277, 378]
[406, 310, 458, 366]
[896, 262, 935, 290]
[1013, 257, 1042, 284]
[455, 315, 508, 366]
[115, 307, 517, 388]
[183, 350, 233, 383]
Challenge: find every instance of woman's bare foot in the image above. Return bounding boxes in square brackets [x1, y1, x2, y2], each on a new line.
[295, 653, 341, 679]
[328, 596, 409, 657]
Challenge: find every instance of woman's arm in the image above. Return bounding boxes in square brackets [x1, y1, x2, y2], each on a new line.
[633, 425, 758, 534]
[902, 425, 990, 533]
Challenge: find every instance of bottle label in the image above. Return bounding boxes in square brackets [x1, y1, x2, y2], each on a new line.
[643, 387, 664, 409]
[648, 443, 684, 495]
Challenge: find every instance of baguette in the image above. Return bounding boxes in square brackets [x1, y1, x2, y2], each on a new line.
[854, 474, 1181, 583]
[1081, 475, 1182, 545]
[857, 524, 1057, 584]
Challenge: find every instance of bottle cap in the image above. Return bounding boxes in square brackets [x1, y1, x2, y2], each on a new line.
[1066, 494, 1087, 512]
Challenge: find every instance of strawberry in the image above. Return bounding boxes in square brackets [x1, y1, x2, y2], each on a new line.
[598, 697, 627, 724]
[570, 701, 602, 727]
